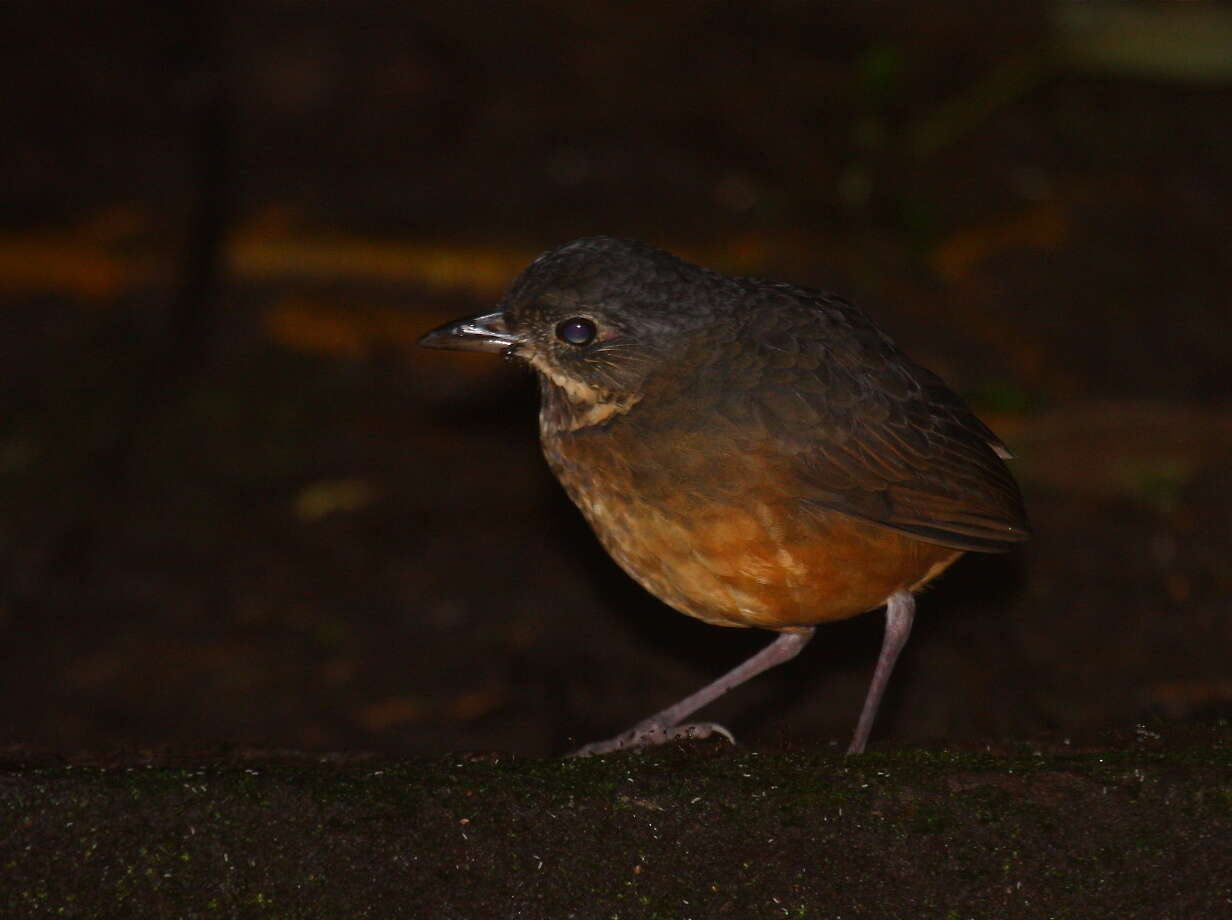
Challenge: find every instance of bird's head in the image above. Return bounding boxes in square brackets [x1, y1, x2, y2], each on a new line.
[420, 237, 730, 429]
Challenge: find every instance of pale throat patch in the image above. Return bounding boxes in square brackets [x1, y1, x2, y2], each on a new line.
[531, 355, 641, 430]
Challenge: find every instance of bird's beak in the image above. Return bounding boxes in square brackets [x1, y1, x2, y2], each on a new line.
[418, 311, 521, 355]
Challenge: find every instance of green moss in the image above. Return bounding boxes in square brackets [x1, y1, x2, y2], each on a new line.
[3, 738, 1231, 917]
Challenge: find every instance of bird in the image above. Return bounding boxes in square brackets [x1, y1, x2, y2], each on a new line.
[419, 236, 1029, 755]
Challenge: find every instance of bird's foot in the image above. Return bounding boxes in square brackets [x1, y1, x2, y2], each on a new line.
[568, 720, 735, 757]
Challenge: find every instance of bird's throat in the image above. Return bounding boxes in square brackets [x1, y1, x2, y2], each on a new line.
[537, 372, 641, 433]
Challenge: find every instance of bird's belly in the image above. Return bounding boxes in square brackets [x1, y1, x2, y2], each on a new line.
[545, 440, 960, 629]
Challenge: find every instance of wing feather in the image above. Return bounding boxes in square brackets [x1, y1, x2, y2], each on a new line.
[730, 296, 1031, 552]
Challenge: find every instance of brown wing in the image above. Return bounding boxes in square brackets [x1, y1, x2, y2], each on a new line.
[706, 293, 1031, 553]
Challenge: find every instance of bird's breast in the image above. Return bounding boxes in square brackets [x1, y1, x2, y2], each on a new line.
[540, 420, 960, 629]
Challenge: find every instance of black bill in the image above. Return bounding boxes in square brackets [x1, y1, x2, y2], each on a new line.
[418, 311, 520, 354]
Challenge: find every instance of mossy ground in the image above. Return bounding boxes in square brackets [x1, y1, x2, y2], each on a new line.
[4, 726, 1231, 918]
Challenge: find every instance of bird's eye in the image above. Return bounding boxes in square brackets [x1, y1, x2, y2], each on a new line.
[555, 316, 597, 346]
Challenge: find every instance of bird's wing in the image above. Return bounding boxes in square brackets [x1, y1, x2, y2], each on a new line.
[705, 296, 1031, 553]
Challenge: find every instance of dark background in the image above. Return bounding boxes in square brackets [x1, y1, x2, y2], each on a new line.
[1, 0, 1230, 758]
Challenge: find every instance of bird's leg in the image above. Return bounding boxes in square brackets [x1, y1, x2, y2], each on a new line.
[847, 589, 915, 755]
[569, 628, 814, 757]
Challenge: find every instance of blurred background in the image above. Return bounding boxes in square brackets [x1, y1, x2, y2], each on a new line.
[1, 0, 1229, 758]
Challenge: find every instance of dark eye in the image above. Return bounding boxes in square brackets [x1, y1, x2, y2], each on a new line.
[555, 316, 597, 346]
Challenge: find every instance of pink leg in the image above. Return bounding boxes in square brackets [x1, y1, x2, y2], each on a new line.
[571, 629, 814, 756]
[847, 589, 915, 754]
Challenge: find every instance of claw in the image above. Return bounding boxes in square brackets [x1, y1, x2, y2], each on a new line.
[568, 720, 737, 757]
[667, 722, 736, 745]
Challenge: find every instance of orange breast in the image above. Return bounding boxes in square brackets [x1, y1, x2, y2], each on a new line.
[544, 432, 960, 630]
